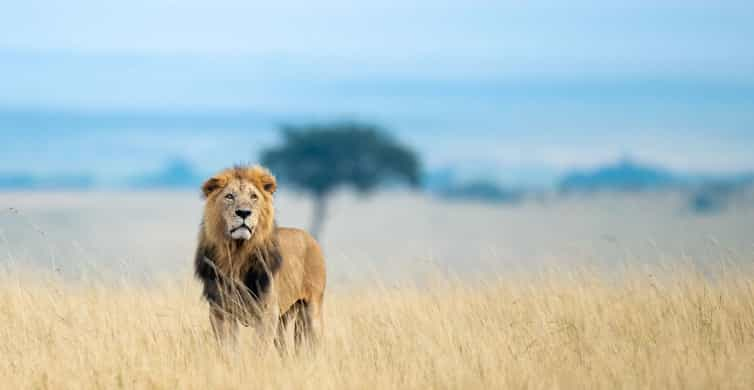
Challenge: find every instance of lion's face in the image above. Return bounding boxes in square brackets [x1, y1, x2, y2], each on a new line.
[201, 166, 277, 244]
[215, 180, 264, 240]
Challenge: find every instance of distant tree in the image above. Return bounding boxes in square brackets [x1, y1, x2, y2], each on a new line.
[688, 180, 746, 215]
[261, 122, 421, 238]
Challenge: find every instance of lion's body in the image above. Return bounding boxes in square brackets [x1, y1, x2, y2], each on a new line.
[271, 228, 326, 313]
[194, 166, 326, 348]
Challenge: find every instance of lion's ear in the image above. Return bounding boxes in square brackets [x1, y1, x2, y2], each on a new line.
[201, 176, 228, 198]
[261, 174, 277, 195]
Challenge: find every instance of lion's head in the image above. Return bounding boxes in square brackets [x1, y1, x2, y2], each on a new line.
[200, 165, 277, 247]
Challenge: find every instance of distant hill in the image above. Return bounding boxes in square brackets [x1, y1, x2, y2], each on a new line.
[0, 159, 203, 191]
[439, 180, 523, 204]
[128, 159, 203, 189]
[559, 159, 677, 193]
[424, 168, 524, 204]
[0, 173, 94, 190]
[558, 159, 754, 214]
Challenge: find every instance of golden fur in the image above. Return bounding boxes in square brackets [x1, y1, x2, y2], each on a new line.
[194, 165, 326, 348]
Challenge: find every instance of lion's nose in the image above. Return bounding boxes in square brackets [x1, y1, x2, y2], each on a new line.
[235, 209, 252, 219]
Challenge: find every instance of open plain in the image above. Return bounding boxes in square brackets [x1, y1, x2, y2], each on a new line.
[1, 190, 753, 389]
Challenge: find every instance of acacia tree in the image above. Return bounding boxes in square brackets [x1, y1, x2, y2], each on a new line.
[261, 122, 421, 238]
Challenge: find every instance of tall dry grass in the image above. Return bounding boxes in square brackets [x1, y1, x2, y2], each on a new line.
[1, 264, 754, 389]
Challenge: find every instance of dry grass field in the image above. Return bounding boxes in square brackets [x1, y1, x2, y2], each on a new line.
[1, 191, 753, 388]
[1, 265, 753, 389]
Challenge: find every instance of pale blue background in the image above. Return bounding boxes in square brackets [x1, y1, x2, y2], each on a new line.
[1, 1, 753, 187]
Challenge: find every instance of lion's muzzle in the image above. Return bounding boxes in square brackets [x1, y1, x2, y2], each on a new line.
[230, 225, 253, 240]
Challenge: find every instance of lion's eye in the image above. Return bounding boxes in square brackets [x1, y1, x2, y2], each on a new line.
[224, 193, 235, 201]
[251, 193, 258, 200]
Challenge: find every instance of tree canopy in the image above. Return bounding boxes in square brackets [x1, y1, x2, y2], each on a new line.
[261, 122, 421, 196]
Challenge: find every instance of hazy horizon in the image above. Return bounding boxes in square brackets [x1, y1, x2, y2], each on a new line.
[2, 1, 754, 183]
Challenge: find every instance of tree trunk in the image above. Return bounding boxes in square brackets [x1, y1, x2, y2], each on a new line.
[310, 193, 328, 240]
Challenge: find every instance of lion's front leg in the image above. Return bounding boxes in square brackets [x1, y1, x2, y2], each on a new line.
[210, 305, 238, 348]
[249, 292, 280, 348]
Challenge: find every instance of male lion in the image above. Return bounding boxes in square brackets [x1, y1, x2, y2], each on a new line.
[194, 165, 326, 349]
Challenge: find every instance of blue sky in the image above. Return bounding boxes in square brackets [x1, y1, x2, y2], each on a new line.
[1, 1, 754, 185]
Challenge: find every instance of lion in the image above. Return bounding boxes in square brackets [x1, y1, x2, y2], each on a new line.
[193, 165, 326, 349]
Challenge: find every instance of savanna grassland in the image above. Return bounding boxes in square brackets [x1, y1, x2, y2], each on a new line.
[1, 191, 753, 389]
[2, 266, 754, 389]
